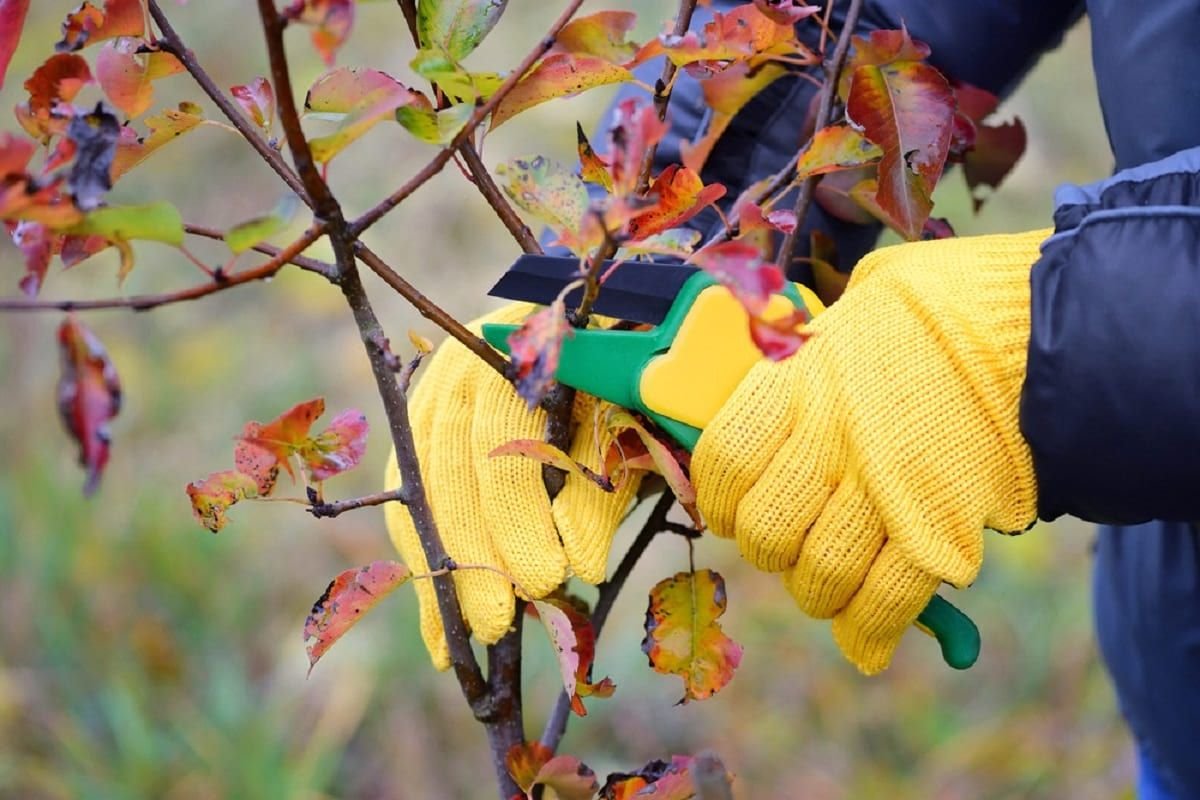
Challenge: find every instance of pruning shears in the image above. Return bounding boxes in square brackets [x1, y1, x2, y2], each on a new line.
[482, 254, 981, 670]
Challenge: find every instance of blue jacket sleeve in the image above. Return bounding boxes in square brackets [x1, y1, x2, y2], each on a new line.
[1020, 146, 1200, 523]
[597, 1, 1082, 275]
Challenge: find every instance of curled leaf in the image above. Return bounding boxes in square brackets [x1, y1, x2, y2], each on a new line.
[626, 164, 725, 241]
[57, 315, 122, 496]
[529, 596, 615, 717]
[6, 220, 52, 296]
[603, 407, 698, 526]
[231, 76, 275, 133]
[643, 569, 743, 703]
[110, 102, 205, 180]
[186, 469, 259, 533]
[507, 742, 599, 800]
[301, 408, 369, 482]
[237, 397, 325, 479]
[304, 561, 412, 673]
[56, 0, 142, 52]
[503, 300, 571, 410]
[794, 124, 883, 181]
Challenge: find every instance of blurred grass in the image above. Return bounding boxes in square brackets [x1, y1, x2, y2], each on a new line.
[0, 4, 1130, 799]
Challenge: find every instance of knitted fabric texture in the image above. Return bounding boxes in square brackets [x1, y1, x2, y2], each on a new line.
[692, 230, 1048, 674]
[384, 304, 641, 670]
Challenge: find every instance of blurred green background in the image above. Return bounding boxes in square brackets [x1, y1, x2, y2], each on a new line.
[0, 3, 1128, 798]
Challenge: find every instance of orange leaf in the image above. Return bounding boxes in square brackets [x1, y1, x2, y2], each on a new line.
[642, 569, 743, 703]
[95, 38, 184, 119]
[6, 220, 52, 296]
[506, 741, 554, 793]
[489, 439, 614, 491]
[237, 398, 325, 479]
[633, 3, 806, 75]
[303, 561, 411, 674]
[110, 102, 205, 180]
[490, 53, 633, 129]
[794, 124, 883, 181]
[282, 0, 353, 66]
[552, 10, 639, 64]
[56, 3, 104, 52]
[529, 596, 615, 717]
[845, 58, 954, 240]
[626, 164, 725, 242]
[838, 26, 931, 100]
[186, 469, 259, 533]
[576, 121, 613, 192]
[603, 407, 699, 526]
[57, 315, 122, 496]
[19, 53, 94, 142]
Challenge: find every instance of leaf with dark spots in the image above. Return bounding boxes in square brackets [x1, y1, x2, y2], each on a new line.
[6, 220, 52, 296]
[303, 561, 411, 673]
[643, 569, 743, 703]
[626, 164, 725, 242]
[57, 315, 121, 496]
[552, 10, 639, 64]
[233, 429, 279, 496]
[56, 3, 106, 52]
[529, 596, 615, 717]
[186, 469, 259, 532]
[66, 103, 119, 210]
[490, 53, 633, 129]
[576, 121, 612, 191]
[237, 398, 325, 479]
[504, 300, 571, 410]
[0, 0, 30, 89]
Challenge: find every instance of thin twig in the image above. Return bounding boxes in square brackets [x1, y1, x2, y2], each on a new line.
[308, 488, 405, 518]
[146, 0, 311, 206]
[634, 0, 699, 191]
[348, 0, 588, 238]
[184, 223, 337, 279]
[0, 223, 327, 312]
[540, 490, 677, 750]
[353, 242, 509, 378]
[396, 0, 420, 47]
[777, 0, 864, 268]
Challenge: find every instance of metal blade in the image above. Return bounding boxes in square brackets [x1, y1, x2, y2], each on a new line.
[487, 254, 698, 325]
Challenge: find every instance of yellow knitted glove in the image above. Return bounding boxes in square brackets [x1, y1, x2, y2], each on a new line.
[693, 230, 1049, 674]
[384, 304, 642, 669]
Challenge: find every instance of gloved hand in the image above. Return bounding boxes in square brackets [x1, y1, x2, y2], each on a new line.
[693, 230, 1050, 674]
[384, 304, 643, 669]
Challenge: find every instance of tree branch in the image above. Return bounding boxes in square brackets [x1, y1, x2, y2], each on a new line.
[634, 0, 699, 191]
[540, 490, 676, 750]
[776, 0, 865, 269]
[458, 142, 543, 254]
[308, 488, 404, 518]
[147, 0, 311, 206]
[183, 223, 337, 279]
[348, 0, 588, 238]
[0, 223, 328, 313]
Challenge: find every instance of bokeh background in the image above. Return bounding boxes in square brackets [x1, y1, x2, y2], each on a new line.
[0, 2, 1128, 798]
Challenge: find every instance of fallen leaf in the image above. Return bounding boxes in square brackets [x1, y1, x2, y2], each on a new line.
[491, 53, 633, 129]
[529, 596, 615, 717]
[57, 315, 122, 496]
[642, 569, 743, 703]
[303, 561, 412, 673]
[186, 469, 259, 532]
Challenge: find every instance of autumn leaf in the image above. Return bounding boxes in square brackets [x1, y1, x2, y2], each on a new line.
[838, 26, 932, 100]
[0, 0, 30, 88]
[303, 561, 412, 674]
[576, 122, 612, 192]
[626, 164, 725, 241]
[6, 220, 52, 296]
[503, 300, 572, 410]
[299, 408, 369, 482]
[617, 227, 700, 260]
[606, 97, 669, 198]
[66, 201, 184, 281]
[952, 82, 1026, 211]
[633, 3, 806, 75]
[110, 102, 205, 180]
[643, 569, 743, 703]
[18, 53, 94, 142]
[529, 596, 616, 717]
[490, 439, 613, 491]
[845, 57, 954, 240]
[95, 38, 184, 119]
[65, 103, 120, 211]
[552, 10, 639, 64]
[186, 469, 259, 533]
[507, 741, 554, 794]
[233, 431, 279, 497]
[283, 0, 354, 65]
[603, 407, 699, 526]
[416, 0, 507, 61]
[304, 67, 416, 163]
[753, 0, 821, 24]
[393, 92, 472, 144]
[0, 134, 80, 228]
[682, 59, 786, 172]
[224, 193, 300, 254]
[794, 124, 883, 181]
[409, 47, 503, 103]
[231, 76, 275, 134]
[496, 155, 597, 256]
[490, 53, 633, 129]
[689, 240, 781, 316]
[55, 0, 143, 52]
[55, 3, 106, 52]
[57, 315, 122, 496]
[730, 188, 795, 237]
[507, 742, 599, 800]
[237, 397, 325, 478]
[600, 755, 723, 799]
[812, 165, 876, 225]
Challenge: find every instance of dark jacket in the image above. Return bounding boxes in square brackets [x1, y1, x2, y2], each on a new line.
[603, 0, 1200, 794]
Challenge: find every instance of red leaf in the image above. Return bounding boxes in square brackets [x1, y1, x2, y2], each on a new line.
[749, 309, 812, 361]
[642, 570, 743, 703]
[507, 743, 598, 800]
[300, 408, 368, 481]
[6, 220, 52, 296]
[233, 429, 280, 496]
[0, 0, 30, 89]
[729, 189, 795, 236]
[603, 407, 699, 526]
[490, 52, 633, 129]
[237, 397, 325, 479]
[186, 469, 259, 533]
[690, 240, 782, 316]
[922, 216, 955, 239]
[57, 315, 121, 496]
[303, 561, 412, 674]
[626, 164, 725, 241]
[753, 0, 821, 24]
[282, 0, 354, 66]
[60, 232, 108, 267]
[845, 58, 954, 240]
[231, 76, 275, 133]
[606, 97, 669, 198]
[838, 26, 931, 100]
[56, 0, 142, 52]
[504, 300, 571, 410]
[20, 53, 94, 142]
[528, 596, 615, 717]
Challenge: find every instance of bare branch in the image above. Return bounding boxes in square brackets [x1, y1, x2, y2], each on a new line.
[0, 223, 328, 313]
[777, 0, 865, 269]
[147, 0, 311, 206]
[308, 488, 404, 518]
[458, 142, 543, 254]
[634, 0, 699, 191]
[396, 0, 420, 47]
[183, 223, 337, 279]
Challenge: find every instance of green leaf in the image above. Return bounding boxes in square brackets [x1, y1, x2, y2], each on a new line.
[224, 193, 300, 254]
[409, 47, 502, 103]
[394, 96, 472, 144]
[67, 201, 184, 245]
[416, 0, 507, 60]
